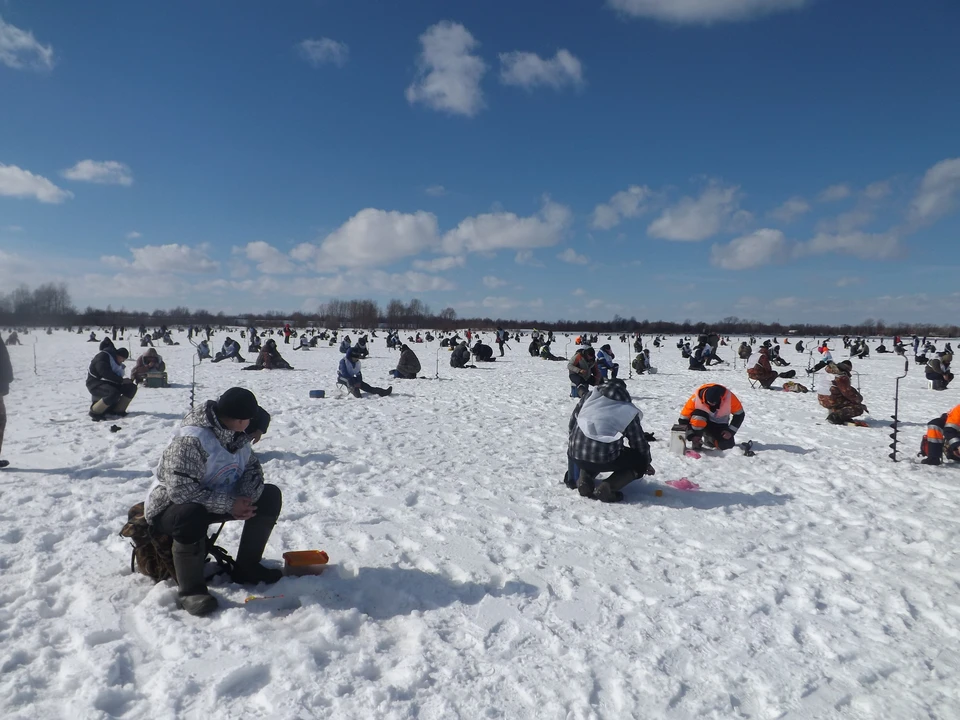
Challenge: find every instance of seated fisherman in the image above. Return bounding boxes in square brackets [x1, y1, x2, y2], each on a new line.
[87, 339, 137, 420]
[338, 347, 392, 397]
[450, 341, 471, 369]
[211, 337, 245, 363]
[244, 339, 293, 370]
[816, 360, 867, 424]
[131, 348, 166, 385]
[390, 344, 421, 379]
[144, 387, 283, 616]
[596, 344, 619, 380]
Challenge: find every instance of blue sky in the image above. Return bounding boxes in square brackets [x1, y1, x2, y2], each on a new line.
[1, 0, 959, 323]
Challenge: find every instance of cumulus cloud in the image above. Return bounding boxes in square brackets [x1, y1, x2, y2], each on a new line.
[647, 182, 741, 241]
[62, 160, 133, 186]
[818, 184, 851, 202]
[406, 21, 486, 117]
[102, 244, 220, 273]
[499, 49, 584, 90]
[606, 0, 808, 24]
[482, 275, 507, 288]
[863, 181, 892, 200]
[292, 209, 441, 271]
[557, 248, 589, 265]
[710, 228, 790, 270]
[768, 197, 810, 224]
[412, 255, 465, 271]
[126, 231, 142, 240]
[425, 185, 447, 197]
[592, 185, 654, 229]
[572, 288, 586, 296]
[236, 241, 296, 274]
[0, 163, 73, 203]
[836, 276, 862, 287]
[0, 15, 55, 71]
[442, 198, 572, 254]
[911, 157, 960, 224]
[298, 38, 349, 67]
[586, 299, 604, 310]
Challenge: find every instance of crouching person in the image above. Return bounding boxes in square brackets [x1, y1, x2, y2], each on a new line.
[816, 360, 866, 424]
[920, 404, 960, 466]
[566, 379, 654, 503]
[144, 387, 283, 616]
[87, 341, 137, 420]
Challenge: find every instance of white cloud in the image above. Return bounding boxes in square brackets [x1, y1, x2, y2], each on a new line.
[126, 231, 142, 240]
[863, 181, 892, 200]
[592, 185, 654, 229]
[818, 183, 851, 202]
[773, 296, 799, 308]
[482, 275, 507, 288]
[102, 244, 220, 273]
[236, 241, 297, 275]
[606, 0, 808, 24]
[298, 38, 349, 67]
[0, 163, 73, 203]
[514, 250, 543, 266]
[481, 296, 543, 311]
[836, 276, 862, 287]
[795, 230, 900, 260]
[292, 209, 441, 271]
[572, 288, 586, 296]
[80, 273, 193, 299]
[911, 157, 960, 224]
[412, 255, 465, 271]
[710, 228, 790, 270]
[442, 198, 572, 254]
[366, 270, 454, 294]
[0, 15, 55, 71]
[4, 225, 23, 232]
[425, 185, 447, 197]
[586, 299, 603, 310]
[557, 248, 589, 265]
[499, 49, 584, 90]
[62, 160, 133, 186]
[406, 21, 487, 117]
[768, 197, 810, 223]
[647, 182, 740, 241]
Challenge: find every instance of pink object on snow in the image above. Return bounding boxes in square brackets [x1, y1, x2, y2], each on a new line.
[684, 450, 701, 459]
[665, 478, 701, 491]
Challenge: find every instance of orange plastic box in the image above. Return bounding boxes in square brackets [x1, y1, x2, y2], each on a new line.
[282, 550, 329, 576]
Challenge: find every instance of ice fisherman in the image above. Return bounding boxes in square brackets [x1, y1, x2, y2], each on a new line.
[87, 339, 137, 421]
[339, 347, 392, 397]
[565, 379, 655, 503]
[920, 404, 960, 466]
[677, 383, 745, 451]
[144, 388, 283, 616]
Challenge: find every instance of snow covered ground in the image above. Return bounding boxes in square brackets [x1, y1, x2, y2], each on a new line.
[0, 330, 958, 720]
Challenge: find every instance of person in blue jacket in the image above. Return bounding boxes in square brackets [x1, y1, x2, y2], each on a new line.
[338, 347, 392, 398]
[596, 344, 619, 380]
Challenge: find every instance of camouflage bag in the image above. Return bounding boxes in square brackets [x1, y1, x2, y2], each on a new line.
[119, 502, 177, 583]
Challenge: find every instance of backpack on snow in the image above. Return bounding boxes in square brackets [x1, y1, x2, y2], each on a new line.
[119, 502, 235, 583]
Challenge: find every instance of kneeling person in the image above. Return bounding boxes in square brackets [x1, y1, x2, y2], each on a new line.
[144, 387, 283, 616]
[920, 404, 960, 466]
[678, 383, 744, 450]
[390, 344, 421, 379]
[816, 360, 866, 424]
[567, 379, 654, 503]
[87, 341, 137, 420]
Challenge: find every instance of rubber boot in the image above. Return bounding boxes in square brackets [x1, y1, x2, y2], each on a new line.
[232, 514, 283, 585]
[595, 469, 635, 503]
[90, 398, 111, 421]
[172, 540, 218, 616]
[577, 471, 596, 498]
[113, 395, 133, 416]
[378, 386, 393, 397]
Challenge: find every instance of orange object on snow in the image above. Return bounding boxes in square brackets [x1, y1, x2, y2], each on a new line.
[282, 550, 329, 576]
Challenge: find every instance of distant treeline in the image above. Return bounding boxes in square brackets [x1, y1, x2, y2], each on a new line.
[1, 283, 957, 338]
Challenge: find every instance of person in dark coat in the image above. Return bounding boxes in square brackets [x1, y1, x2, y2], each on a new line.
[390, 344, 422, 379]
[0, 341, 12, 467]
[87, 340, 137, 420]
[243, 339, 294, 370]
[472, 340, 495, 362]
[450, 341, 471, 368]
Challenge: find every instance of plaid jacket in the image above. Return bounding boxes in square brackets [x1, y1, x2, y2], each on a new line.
[568, 382, 650, 467]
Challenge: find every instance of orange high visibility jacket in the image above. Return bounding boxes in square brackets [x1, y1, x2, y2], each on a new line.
[926, 404, 960, 449]
[679, 384, 745, 431]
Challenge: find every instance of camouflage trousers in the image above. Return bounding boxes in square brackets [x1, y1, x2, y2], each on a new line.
[818, 395, 864, 420]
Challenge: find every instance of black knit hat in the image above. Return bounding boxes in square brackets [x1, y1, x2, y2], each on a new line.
[217, 387, 258, 420]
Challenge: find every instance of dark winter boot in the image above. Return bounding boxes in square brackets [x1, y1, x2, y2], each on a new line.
[231, 514, 283, 585]
[172, 540, 218, 616]
[350, 386, 362, 398]
[826, 413, 844, 425]
[577, 472, 596, 498]
[596, 468, 635, 502]
[378, 386, 393, 397]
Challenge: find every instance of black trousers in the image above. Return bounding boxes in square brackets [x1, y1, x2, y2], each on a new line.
[688, 412, 737, 450]
[88, 379, 137, 406]
[152, 484, 283, 544]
